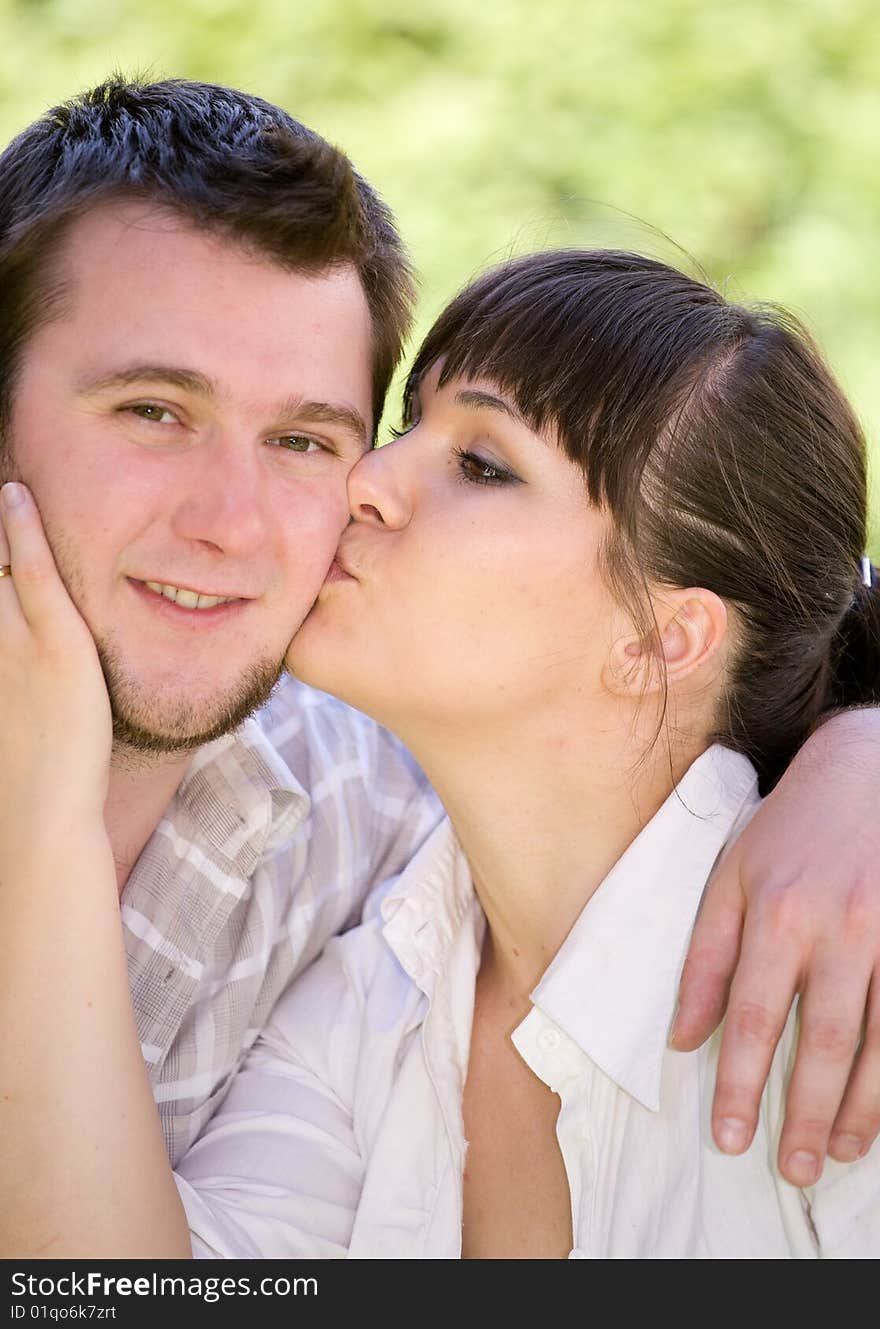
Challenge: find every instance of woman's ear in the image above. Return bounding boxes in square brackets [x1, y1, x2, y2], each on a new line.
[604, 589, 729, 698]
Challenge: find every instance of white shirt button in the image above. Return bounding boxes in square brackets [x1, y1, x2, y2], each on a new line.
[537, 1026, 561, 1051]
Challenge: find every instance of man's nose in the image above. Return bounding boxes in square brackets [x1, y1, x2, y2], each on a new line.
[346, 440, 413, 530]
[168, 435, 270, 556]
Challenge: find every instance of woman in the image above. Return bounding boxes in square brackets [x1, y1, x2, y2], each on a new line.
[173, 250, 880, 1257]
[1, 249, 879, 1258]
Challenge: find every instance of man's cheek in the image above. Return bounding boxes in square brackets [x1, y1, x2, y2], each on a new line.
[29, 509, 94, 619]
[0, 441, 23, 487]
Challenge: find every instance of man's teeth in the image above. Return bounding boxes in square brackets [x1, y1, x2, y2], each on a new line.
[144, 581, 237, 610]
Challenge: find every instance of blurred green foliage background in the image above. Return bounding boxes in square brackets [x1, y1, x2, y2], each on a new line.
[1, 0, 877, 549]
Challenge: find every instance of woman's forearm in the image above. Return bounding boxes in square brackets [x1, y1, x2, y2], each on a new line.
[0, 822, 191, 1258]
[0, 482, 192, 1257]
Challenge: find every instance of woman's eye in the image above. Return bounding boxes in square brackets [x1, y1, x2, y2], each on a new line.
[269, 434, 329, 455]
[128, 403, 178, 425]
[455, 447, 518, 486]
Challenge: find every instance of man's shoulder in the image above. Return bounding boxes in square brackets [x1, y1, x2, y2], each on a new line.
[253, 675, 382, 751]
[251, 675, 434, 811]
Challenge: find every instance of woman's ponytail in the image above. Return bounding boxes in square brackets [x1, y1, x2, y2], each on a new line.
[826, 562, 880, 710]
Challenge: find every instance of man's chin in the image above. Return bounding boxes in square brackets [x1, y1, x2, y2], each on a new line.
[110, 711, 242, 756]
[103, 655, 284, 756]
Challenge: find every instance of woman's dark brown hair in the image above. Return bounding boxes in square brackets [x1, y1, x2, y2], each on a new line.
[405, 249, 879, 790]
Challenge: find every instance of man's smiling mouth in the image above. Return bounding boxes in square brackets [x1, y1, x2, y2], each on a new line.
[141, 580, 241, 610]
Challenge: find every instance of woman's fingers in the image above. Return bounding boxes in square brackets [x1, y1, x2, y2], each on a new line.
[0, 480, 111, 818]
[0, 500, 9, 564]
[0, 484, 28, 636]
[0, 482, 75, 634]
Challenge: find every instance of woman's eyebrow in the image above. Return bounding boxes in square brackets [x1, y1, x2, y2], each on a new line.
[454, 387, 527, 427]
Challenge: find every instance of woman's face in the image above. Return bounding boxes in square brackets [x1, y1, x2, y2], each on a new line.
[287, 362, 626, 737]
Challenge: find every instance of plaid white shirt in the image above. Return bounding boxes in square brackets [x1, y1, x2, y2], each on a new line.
[177, 746, 880, 1259]
[122, 675, 442, 1166]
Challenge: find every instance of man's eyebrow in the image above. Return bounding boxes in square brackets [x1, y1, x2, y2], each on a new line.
[77, 368, 370, 447]
[454, 388, 528, 427]
[275, 398, 370, 449]
[76, 365, 216, 396]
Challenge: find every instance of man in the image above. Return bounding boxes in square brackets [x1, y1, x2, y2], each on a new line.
[0, 77, 878, 1257]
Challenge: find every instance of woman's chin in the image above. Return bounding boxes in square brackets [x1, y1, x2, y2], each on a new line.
[286, 600, 351, 680]
[285, 639, 361, 706]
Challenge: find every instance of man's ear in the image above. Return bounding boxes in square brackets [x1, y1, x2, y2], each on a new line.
[604, 589, 729, 698]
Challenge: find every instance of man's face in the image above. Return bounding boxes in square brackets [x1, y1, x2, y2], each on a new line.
[5, 200, 374, 752]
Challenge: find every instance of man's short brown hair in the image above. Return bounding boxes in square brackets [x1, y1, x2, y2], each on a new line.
[0, 76, 415, 434]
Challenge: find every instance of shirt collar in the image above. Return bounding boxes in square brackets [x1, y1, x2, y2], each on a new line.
[174, 711, 310, 877]
[381, 818, 477, 993]
[380, 744, 760, 1112]
[529, 745, 760, 1110]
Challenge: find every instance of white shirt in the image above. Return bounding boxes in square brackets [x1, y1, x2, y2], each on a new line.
[175, 744, 880, 1257]
[121, 675, 442, 1164]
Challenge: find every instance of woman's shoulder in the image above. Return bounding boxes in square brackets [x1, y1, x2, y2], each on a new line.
[692, 1010, 880, 1256]
[260, 876, 427, 1070]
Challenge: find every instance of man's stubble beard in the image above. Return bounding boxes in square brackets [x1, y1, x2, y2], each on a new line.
[97, 635, 284, 755]
[1, 448, 285, 756]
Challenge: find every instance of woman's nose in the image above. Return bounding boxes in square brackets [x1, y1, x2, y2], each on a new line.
[346, 439, 413, 529]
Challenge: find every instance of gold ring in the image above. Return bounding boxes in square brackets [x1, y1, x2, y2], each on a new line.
[0, 564, 12, 578]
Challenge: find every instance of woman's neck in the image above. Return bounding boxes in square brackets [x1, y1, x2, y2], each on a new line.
[400, 710, 707, 1006]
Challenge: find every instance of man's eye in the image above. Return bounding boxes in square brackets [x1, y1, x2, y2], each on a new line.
[269, 434, 330, 454]
[128, 403, 178, 424]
